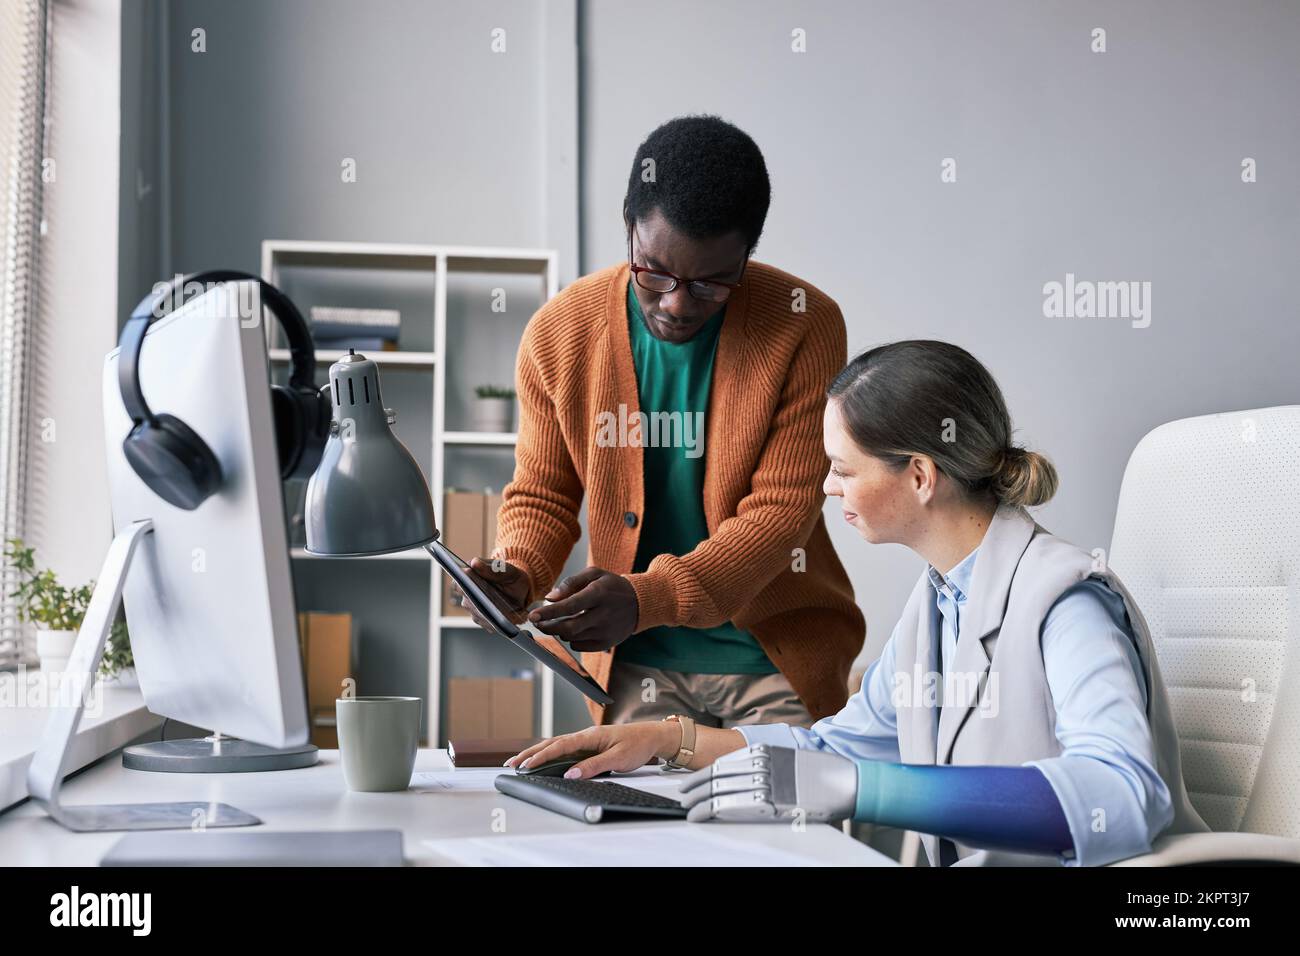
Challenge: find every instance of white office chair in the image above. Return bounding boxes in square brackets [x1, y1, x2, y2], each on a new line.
[1108, 405, 1300, 865]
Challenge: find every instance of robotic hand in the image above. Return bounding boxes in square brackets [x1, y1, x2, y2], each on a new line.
[678, 743, 1075, 859]
[677, 744, 858, 823]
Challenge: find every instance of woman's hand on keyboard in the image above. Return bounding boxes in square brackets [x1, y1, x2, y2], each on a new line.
[505, 723, 678, 779]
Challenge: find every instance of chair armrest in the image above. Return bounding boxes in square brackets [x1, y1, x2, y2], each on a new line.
[1109, 832, 1300, 867]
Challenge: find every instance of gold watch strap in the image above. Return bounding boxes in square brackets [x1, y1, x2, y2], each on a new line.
[664, 713, 697, 770]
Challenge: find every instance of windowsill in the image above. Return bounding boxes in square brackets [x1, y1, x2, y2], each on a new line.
[0, 681, 162, 813]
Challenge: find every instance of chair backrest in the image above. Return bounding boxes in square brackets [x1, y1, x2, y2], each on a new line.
[1109, 406, 1300, 837]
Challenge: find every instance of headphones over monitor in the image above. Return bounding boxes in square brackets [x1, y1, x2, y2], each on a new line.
[118, 270, 330, 511]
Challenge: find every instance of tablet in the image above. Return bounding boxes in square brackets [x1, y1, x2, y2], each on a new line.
[426, 539, 614, 707]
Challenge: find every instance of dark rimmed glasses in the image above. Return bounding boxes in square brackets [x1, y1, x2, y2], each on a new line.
[627, 228, 747, 303]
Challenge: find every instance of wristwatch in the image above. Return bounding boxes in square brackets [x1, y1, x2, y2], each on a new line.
[662, 713, 697, 771]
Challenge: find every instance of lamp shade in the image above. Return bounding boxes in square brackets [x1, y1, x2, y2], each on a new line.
[304, 351, 438, 556]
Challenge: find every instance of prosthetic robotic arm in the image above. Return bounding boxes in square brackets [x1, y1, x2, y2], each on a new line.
[678, 744, 1074, 858]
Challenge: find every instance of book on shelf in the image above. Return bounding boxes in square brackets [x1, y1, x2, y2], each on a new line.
[310, 305, 401, 331]
[314, 335, 399, 352]
[309, 306, 401, 350]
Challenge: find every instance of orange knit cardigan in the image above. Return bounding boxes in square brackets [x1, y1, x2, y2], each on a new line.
[492, 261, 866, 725]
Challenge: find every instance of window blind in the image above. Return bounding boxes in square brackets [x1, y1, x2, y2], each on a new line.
[0, 0, 50, 669]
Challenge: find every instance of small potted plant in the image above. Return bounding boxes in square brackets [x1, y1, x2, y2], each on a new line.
[101, 617, 137, 687]
[4, 538, 133, 680]
[473, 384, 516, 433]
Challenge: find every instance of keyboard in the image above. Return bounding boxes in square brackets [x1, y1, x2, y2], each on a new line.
[494, 774, 688, 824]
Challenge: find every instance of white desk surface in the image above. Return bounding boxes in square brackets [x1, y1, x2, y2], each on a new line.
[0, 748, 895, 866]
[0, 685, 162, 814]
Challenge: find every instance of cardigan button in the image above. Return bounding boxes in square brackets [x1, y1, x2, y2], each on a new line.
[623, 511, 638, 528]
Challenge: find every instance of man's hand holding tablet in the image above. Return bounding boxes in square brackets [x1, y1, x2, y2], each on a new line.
[457, 558, 598, 630]
[460, 557, 531, 627]
[432, 542, 613, 705]
[524, 567, 639, 652]
[460, 558, 639, 652]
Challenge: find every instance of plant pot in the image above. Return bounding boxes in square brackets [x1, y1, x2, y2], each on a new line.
[36, 629, 77, 673]
[103, 666, 139, 689]
[472, 396, 514, 433]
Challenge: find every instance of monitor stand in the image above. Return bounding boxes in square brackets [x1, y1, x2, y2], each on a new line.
[123, 733, 318, 772]
[25, 519, 269, 831]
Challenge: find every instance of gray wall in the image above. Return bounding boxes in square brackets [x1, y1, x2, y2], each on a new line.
[164, 0, 569, 274]
[580, 0, 1300, 660]
[147, 0, 590, 733]
[118, 0, 165, 323]
[137, 0, 1300, 706]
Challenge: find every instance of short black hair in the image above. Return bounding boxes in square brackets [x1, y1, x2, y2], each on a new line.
[623, 115, 771, 252]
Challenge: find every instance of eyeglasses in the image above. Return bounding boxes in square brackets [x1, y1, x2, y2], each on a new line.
[627, 227, 747, 303]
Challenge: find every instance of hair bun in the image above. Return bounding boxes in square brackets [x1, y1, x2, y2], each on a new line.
[998, 446, 1027, 467]
[992, 446, 1058, 508]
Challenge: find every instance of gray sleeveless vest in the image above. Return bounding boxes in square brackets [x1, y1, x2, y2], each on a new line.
[892, 505, 1208, 866]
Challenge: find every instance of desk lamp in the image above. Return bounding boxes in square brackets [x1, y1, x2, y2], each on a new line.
[304, 351, 438, 556]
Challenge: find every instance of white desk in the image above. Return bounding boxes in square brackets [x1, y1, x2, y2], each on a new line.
[0, 748, 896, 866]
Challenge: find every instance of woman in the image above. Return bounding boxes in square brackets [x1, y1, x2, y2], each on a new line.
[508, 340, 1207, 866]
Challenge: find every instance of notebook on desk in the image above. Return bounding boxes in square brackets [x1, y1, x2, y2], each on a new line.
[448, 738, 541, 767]
[101, 829, 405, 867]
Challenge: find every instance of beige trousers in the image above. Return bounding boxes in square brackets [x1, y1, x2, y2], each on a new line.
[602, 660, 814, 729]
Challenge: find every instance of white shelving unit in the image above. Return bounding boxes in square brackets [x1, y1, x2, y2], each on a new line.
[268, 348, 437, 369]
[261, 239, 559, 744]
[444, 431, 519, 446]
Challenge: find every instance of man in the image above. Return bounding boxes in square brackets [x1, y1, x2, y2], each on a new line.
[467, 115, 864, 728]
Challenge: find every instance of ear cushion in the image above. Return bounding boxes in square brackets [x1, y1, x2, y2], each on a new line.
[122, 413, 222, 511]
[271, 385, 304, 479]
[298, 384, 330, 472]
[271, 384, 329, 481]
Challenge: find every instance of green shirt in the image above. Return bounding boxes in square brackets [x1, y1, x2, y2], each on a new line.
[617, 284, 778, 675]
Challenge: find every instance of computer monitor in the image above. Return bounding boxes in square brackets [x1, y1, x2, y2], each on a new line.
[100, 282, 310, 750]
[25, 281, 315, 832]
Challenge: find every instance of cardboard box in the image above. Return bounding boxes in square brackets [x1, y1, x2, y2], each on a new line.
[447, 676, 534, 740]
[447, 678, 492, 738]
[310, 708, 338, 749]
[491, 676, 533, 738]
[485, 491, 503, 554]
[441, 490, 487, 615]
[297, 612, 355, 749]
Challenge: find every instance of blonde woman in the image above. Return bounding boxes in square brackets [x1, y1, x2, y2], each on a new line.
[508, 340, 1207, 866]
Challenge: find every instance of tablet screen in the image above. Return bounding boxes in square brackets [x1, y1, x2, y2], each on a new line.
[427, 540, 612, 705]
[529, 631, 595, 681]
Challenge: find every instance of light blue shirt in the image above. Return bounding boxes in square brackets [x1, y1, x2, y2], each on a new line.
[738, 546, 1175, 866]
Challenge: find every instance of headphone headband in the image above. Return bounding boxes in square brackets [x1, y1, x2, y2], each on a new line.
[120, 270, 316, 427]
[118, 270, 329, 508]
